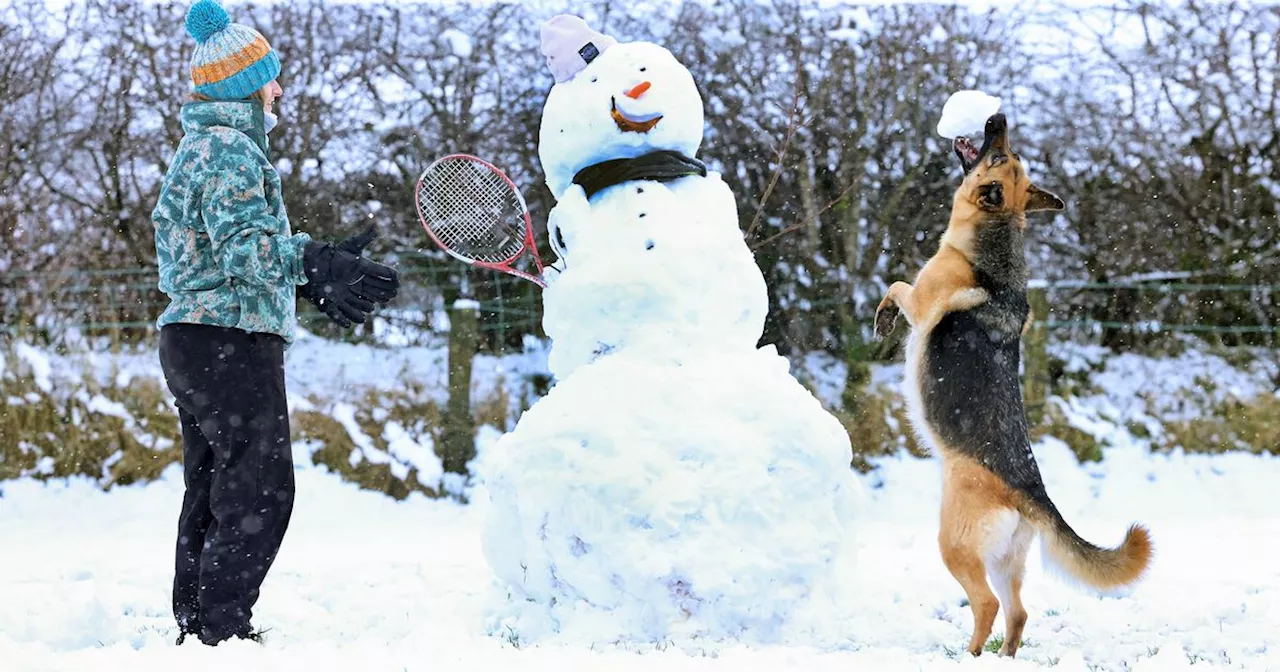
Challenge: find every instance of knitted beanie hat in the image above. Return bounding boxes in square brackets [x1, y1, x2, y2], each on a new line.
[185, 0, 281, 101]
[540, 15, 617, 84]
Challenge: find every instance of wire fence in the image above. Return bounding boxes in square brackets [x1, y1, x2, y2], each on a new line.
[0, 256, 545, 350]
[2, 264, 1277, 350]
[1031, 280, 1280, 348]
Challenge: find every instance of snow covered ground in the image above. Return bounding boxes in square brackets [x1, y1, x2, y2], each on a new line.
[3, 434, 1279, 671]
[4, 335, 1277, 669]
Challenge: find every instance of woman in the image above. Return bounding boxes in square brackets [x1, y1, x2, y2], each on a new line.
[151, 0, 400, 645]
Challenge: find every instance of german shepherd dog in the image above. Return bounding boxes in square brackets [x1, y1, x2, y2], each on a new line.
[874, 114, 1152, 658]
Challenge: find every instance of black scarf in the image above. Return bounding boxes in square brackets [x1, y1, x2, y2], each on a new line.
[571, 150, 707, 198]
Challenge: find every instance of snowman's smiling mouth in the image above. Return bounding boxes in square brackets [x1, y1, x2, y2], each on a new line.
[611, 96, 663, 133]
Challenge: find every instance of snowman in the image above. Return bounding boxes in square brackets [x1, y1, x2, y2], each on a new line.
[477, 16, 865, 647]
[533, 15, 769, 379]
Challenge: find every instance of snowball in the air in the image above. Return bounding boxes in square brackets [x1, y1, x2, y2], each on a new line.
[936, 90, 1002, 139]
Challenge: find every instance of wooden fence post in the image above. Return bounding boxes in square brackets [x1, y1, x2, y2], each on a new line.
[441, 298, 479, 477]
[1024, 282, 1050, 426]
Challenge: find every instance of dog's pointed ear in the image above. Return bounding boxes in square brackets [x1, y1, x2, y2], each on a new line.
[1026, 185, 1064, 212]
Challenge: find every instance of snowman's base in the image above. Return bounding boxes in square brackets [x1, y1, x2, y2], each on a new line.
[477, 346, 866, 649]
[483, 574, 851, 650]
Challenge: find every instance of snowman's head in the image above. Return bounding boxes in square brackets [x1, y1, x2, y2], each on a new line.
[537, 15, 705, 199]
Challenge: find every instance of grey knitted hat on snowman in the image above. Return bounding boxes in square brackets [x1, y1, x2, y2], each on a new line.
[540, 15, 617, 83]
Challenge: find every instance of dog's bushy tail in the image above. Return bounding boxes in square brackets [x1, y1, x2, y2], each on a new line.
[1019, 494, 1153, 591]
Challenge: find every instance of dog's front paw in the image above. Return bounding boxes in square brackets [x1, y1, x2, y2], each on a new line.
[874, 302, 900, 340]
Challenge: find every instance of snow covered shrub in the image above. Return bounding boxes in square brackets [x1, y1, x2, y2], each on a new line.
[0, 344, 180, 486]
[295, 385, 447, 501]
[0, 340, 514, 496]
[1161, 394, 1280, 456]
[1031, 401, 1104, 463]
[831, 390, 927, 472]
[472, 375, 514, 433]
[294, 380, 509, 501]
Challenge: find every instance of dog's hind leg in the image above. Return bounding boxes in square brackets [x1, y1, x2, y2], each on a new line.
[988, 516, 1036, 657]
[940, 531, 999, 656]
[939, 493, 1001, 656]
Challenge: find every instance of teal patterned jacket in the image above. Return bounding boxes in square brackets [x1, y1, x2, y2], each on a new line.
[151, 101, 311, 343]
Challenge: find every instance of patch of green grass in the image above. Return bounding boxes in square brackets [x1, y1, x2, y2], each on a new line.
[984, 634, 1004, 654]
[1125, 420, 1151, 439]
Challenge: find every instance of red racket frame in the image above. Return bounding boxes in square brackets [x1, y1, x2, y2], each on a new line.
[415, 153, 547, 288]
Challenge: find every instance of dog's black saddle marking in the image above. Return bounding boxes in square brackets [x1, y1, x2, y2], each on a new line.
[921, 219, 1055, 512]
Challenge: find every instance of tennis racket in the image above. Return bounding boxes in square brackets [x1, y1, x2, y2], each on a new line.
[415, 153, 548, 288]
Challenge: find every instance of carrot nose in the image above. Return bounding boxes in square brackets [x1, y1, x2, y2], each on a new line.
[624, 81, 651, 99]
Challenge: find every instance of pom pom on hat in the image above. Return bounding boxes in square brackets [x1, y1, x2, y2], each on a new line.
[185, 0, 230, 44]
[540, 14, 617, 84]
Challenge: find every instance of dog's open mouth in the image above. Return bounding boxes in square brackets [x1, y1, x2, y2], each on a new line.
[611, 97, 663, 133]
[955, 114, 1009, 174]
[954, 136, 980, 167]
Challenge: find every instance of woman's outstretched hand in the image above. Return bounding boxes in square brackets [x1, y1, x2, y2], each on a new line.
[301, 226, 401, 328]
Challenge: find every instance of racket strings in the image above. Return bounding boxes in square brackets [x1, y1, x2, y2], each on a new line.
[418, 158, 527, 264]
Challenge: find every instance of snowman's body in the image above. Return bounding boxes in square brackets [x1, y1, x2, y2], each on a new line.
[479, 19, 863, 646]
[541, 170, 769, 378]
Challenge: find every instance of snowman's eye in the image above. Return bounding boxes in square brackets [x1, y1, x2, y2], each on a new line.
[591, 77, 598, 83]
[639, 67, 647, 72]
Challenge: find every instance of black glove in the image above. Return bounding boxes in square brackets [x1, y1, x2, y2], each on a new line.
[300, 226, 400, 328]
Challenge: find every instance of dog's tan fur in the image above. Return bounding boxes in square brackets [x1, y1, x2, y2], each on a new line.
[875, 116, 1152, 658]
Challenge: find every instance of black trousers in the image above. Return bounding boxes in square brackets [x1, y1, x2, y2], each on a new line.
[158, 323, 295, 644]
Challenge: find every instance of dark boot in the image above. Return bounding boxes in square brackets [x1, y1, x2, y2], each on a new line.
[199, 625, 267, 646]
